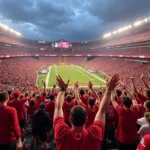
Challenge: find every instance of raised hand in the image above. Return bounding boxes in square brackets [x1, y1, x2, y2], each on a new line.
[42, 80, 46, 86]
[53, 84, 56, 89]
[88, 81, 93, 89]
[106, 74, 120, 92]
[74, 81, 79, 88]
[56, 75, 70, 90]
[140, 73, 144, 79]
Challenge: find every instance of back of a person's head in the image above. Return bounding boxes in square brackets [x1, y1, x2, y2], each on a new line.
[88, 97, 95, 107]
[66, 95, 72, 103]
[42, 92, 46, 97]
[116, 89, 122, 97]
[19, 94, 24, 99]
[25, 92, 29, 97]
[145, 111, 150, 124]
[32, 93, 36, 98]
[70, 105, 87, 127]
[124, 91, 127, 96]
[29, 99, 35, 106]
[7, 90, 12, 96]
[146, 89, 150, 99]
[0, 91, 9, 103]
[49, 94, 55, 101]
[80, 89, 85, 96]
[122, 96, 132, 108]
[144, 100, 150, 111]
[98, 91, 103, 97]
[14, 93, 19, 99]
[40, 102, 45, 110]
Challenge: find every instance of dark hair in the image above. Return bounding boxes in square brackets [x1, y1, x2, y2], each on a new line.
[49, 94, 55, 101]
[146, 89, 150, 98]
[32, 93, 36, 98]
[145, 100, 150, 110]
[0, 91, 9, 102]
[14, 93, 19, 99]
[124, 91, 127, 96]
[42, 92, 46, 97]
[80, 89, 85, 96]
[25, 93, 29, 97]
[116, 89, 122, 97]
[144, 111, 150, 123]
[7, 90, 12, 95]
[70, 106, 87, 127]
[19, 94, 24, 99]
[29, 100, 35, 106]
[122, 96, 132, 108]
[40, 102, 45, 110]
[98, 91, 103, 97]
[88, 97, 95, 106]
[66, 95, 72, 103]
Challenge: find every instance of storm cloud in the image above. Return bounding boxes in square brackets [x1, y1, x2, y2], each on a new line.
[0, 0, 150, 41]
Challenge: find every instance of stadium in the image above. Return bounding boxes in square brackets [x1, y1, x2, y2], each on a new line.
[0, 1, 150, 150]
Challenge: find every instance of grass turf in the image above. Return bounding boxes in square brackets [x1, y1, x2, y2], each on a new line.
[38, 65, 106, 88]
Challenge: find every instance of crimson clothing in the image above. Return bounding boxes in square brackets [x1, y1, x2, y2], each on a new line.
[9, 98, 28, 120]
[117, 97, 122, 106]
[116, 105, 139, 144]
[86, 104, 99, 127]
[45, 101, 55, 123]
[80, 95, 89, 105]
[137, 93, 148, 104]
[63, 101, 75, 122]
[27, 104, 37, 119]
[138, 135, 150, 150]
[0, 106, 21, 144]
[54, 116, 104, 150]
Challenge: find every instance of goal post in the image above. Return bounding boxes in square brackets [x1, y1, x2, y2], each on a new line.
[59, 56, 66, 65]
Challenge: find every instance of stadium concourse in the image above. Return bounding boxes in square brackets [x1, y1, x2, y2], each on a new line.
[1, 21, 150, 150]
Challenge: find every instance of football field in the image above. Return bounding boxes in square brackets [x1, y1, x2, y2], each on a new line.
[38, 65, 106, 88]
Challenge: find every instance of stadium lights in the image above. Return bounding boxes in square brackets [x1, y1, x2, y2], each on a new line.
[103, 33, 111, 38]
[0, 23, 21, 36]
[113, 30, 118, 34]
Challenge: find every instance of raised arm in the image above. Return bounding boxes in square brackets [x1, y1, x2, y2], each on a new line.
[74, 82, 82, 105]
[95, 74, 120, 124]
[130, 77, 138, 95]
[140, 73, 149, 89]
[51, 84, 56, 94]
[123, 84, 137, 106]
[88, 81, 100, 104]
[54, 75, 70, 119]
[111, 92, 119, 109]
[42, 80, 46, 93]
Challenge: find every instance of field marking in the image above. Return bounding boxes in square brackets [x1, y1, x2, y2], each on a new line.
[77, 66, 106, 83]
[46, 66, 51, 88]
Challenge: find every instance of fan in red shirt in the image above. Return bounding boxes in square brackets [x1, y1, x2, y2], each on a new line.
[0, 91, 22, 150]
[138, 134, 150, 150]
[111, 85, 140, 150]
[75, 81, 100, 127]
[53, 74, 119, 150]
[63, 94, 75, 127]
[9, 91, 28, 142]
[45, 94, 55, 125]
[79, 89, 89, 105]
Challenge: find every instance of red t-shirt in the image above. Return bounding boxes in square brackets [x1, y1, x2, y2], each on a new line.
[27, 104, 38, 119]
[80, 95, 89, 105]
[137, 93, 148, 104]
[53, 116, 104, 150]
[63, 101, 75, 122]
[116, 105, 139, 144]
[138, 135, 150, 150]
[0, 106, 21, 144]
[9, 98, 28, 120]
[46, 101, 55, 123]
[86, 104, 99, 127]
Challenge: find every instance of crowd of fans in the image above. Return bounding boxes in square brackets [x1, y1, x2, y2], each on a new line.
[0, 73, 150, 150]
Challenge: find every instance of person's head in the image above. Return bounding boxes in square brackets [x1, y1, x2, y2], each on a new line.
[144, 111, 150, 124]
[116, 89, 122, 97]
[80, 89, 85, 96]
[98, 91, 103, 98]
[13, 92, 20, 99]
[7, 90, 12, 96]
[39, 102, 45, 110]
[19, 94, 24, 99]
[29, 99, 35, 106]
[66, 95, 72, 103]
[122, 96, 132, 108]
[25, 92, 29, 97]
[123, 91, 127, 96]
[32, 93, 36, 98]
[42, 92, 46, 97]
[0, 91, 9, 104]
[70, 106, 87, 127]
[144, 100, 150, 111]
[145, 89, 150, 99]
[49, 94, 55, 101]
[88, 97, 95, 107]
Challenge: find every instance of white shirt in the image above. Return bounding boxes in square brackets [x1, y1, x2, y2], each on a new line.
[138, 124, 150, 138]
[137, 117, 147, 126]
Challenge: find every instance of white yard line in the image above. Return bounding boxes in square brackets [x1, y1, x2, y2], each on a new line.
[46, 66, 51, 88]
[77, 66, 106, 83]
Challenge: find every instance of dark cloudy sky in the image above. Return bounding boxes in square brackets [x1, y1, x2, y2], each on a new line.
[0, 0, 150, 41]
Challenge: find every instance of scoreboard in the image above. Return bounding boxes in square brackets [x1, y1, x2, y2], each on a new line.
[52, 40, 72, 49]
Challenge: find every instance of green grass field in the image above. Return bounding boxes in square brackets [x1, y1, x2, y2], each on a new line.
[38, 65, 106, 88]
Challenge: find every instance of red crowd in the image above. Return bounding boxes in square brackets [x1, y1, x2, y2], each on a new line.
[0, 73, 150, 150]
